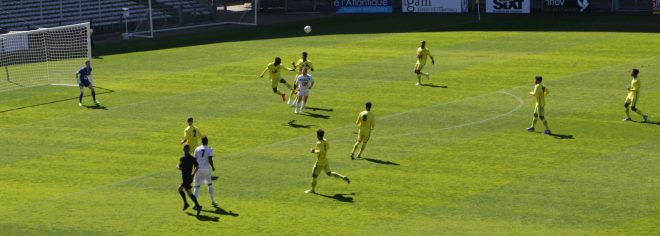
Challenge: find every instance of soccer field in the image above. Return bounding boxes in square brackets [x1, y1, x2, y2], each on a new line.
[1, 14, 659, 235]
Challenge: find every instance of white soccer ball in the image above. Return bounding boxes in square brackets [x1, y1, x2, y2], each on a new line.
[304, 25, 312, 34]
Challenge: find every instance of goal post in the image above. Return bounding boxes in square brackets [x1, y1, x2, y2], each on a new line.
[0, 22, 91, 92]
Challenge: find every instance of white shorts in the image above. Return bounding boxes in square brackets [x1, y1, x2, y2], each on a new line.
[194, 169, 212, 186]
[298, 89, 310, 97]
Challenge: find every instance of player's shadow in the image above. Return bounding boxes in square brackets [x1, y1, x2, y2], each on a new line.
[421, 83, 448, 88]
[186, 212, 219, 222]
[212, 176, 219, 181]
[301, 112, 330, 119]
[633, 120, 660, 125]
[548, 133, 574, 139]
[204, 206, 240, 217]
[313, 192, 355, 203]
[305, 106, 334, 112]
[85, 104, 107, 110]
[358, 157, 400, 166]
[0, 86, 115, 113]
[286, 119, 314, 129]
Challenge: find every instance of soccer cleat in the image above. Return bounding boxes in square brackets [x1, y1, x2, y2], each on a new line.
[350, 154, 355, 160]
[623, 117, 632, 121]
[294, 109, 298, 114]
[193, 205, 202, 216]
[416, 83, 421, 86]
[183, 203, 190, 211]
[643, 115, 648, 122]
[212, 201, 219, 207]
[344, 177, 351, 184]
[78, 102, 83, 107]
[304, 189, 316, 194]
[425, 74, 430, 80]
[543, 130, 552, 135]
[281, 94, 286, 102]
[526, 127, 535, 132]
[94, 100, 100, 105]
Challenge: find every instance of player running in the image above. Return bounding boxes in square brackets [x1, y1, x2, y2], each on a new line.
[193, 135, 218, 206]
[527, 76, 551, 134]
[623, 69, 649, 122]
[76, 60, 99, 106]
[177, 144, 202, 216]
[350, 102, 375, 160]
[181, 117, 202, 154]
[414, 40, 435, 86]
[305, 129, 350, 194]
[293, 67, 314, 114]
[288, 51, 315, 105]
[260, 57, 295, 102]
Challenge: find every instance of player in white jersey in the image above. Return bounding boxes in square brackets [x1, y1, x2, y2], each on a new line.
[294, 67, 314, 114]
[193, 135, 218, 206]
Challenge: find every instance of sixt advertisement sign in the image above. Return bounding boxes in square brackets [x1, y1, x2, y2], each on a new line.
[402, 0, 469, 13]
[334, 0, 393, 13]
[486, 0, 530, 13]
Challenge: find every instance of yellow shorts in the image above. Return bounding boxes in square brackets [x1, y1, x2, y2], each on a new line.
[534, 104, 545, 117]
[414, 63, 425, 72]
[271, 77, 284, 88]
[625, 92, 638, 106]
[357, 131, 371, 143]
[312, 162, 331, 176]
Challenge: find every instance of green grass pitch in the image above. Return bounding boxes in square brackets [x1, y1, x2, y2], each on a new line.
[0, 14, 659, 235]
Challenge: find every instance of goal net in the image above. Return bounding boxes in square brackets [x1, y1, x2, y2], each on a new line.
[0, 23, 91, 92]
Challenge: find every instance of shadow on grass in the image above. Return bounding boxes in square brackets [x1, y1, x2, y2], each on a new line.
[186, 212, 219, 222]
[212, 176, 219, 181]
[301, 112, 330, 119]
[421, 83, 448, 88]
[306, 106, 334, 112]
[203, 206, 239, 217]
[286, 119, 314, 129]
[313, 192, 355, 203]
[548, 133, 574, 139]
[0, 86, 115, 113]
[633, 120, 660, 125]
[358, 157, 400, 166]
[84, 104, 107, 110]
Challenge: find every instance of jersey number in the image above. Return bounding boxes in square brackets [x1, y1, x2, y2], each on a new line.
[193, 130, 197, 137]
[201, 149, 205, 158]
[362, 114, 368, 122]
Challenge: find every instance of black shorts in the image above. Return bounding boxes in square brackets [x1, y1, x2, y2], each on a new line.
[79, 79, 91, 87]
[180, 176, 193, 189]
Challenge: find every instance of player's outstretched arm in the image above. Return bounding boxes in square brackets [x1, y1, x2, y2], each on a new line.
[431, 56, 435, 65]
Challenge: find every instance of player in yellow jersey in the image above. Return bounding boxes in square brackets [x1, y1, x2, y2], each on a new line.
[414, 40, 435, 86]
[288, 51, 315, 105]
[623, 69, 649, 122]
[351, 102, 375, 160]
[260, 57, 295, 102]
[181, 117, 202, 154]
[305, 129, 350, 194]
[527, 76, 551, 135]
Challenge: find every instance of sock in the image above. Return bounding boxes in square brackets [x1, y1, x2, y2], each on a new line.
[423, 72, 429, 76]
[208, 184, 215, 203]
[91, 90, 96, 101]
[357, 142, 368, 157]
[635, 109, 645, 116]
[416, 75, 421, 83]
[351, 141, 360, 156]
[542, 120, 549, 130]
[193, 185, 200, 198]
[294, 100, 299, 112]
[79, 92, 83, 103]
[625, 109, 630, 118]
[300, 101, 305, 111]
[179, 191, 188, 204]
[330, 172, 347, 180]
[531, 117, 538, 128]
[311, 178, 317, 191]
[188, 193, 200, 207]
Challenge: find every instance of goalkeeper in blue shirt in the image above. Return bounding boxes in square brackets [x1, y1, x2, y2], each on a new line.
[76, 60, 99, 106]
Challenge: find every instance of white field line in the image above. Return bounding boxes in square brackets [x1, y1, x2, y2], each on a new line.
[381, 91, 524, 139]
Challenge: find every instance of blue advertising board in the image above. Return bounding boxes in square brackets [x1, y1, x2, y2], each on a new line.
[334, 0, 393, 13]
